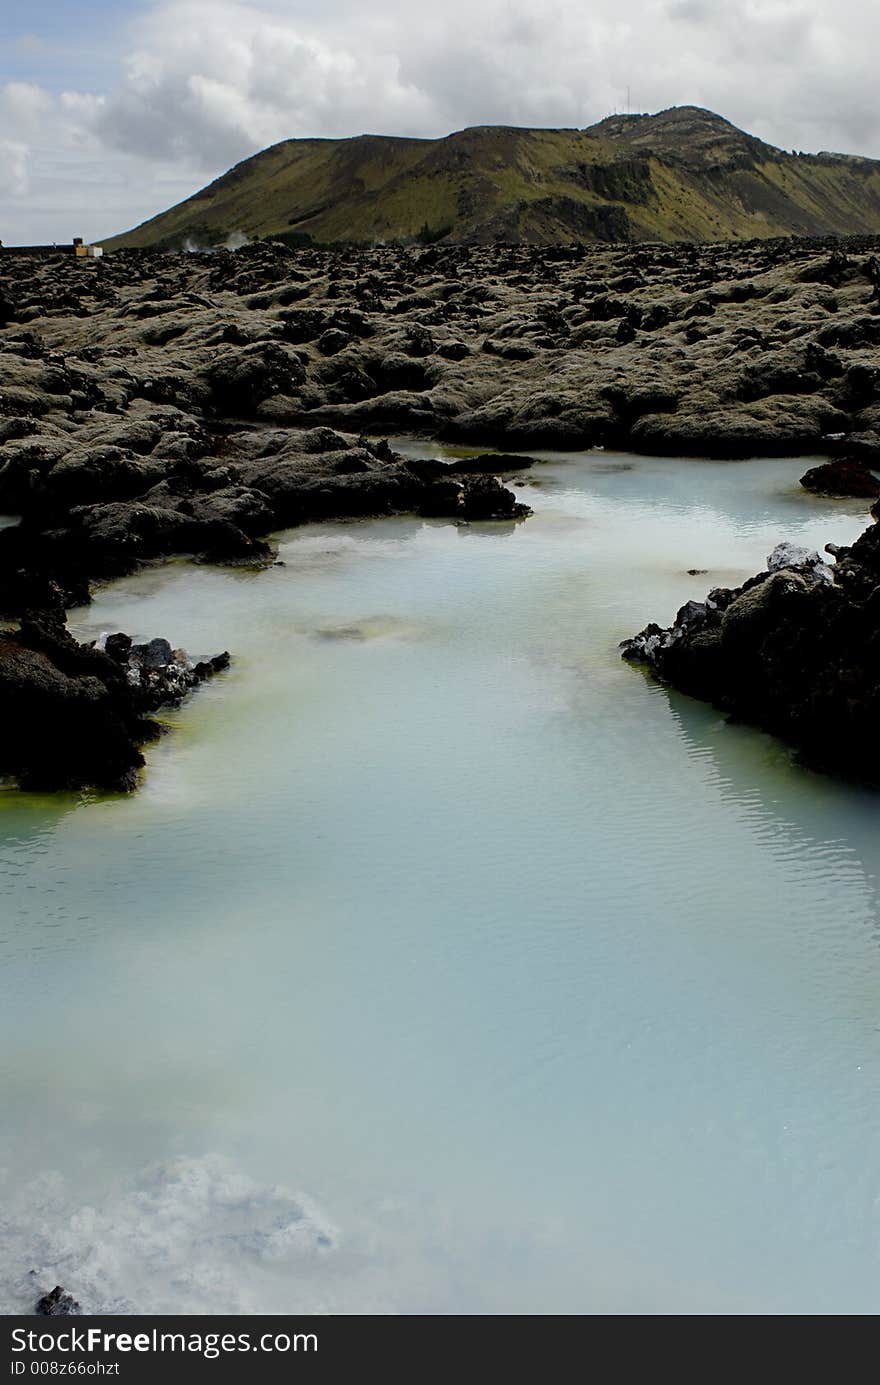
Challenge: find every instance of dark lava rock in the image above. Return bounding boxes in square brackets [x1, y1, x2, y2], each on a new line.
[401, 325, 435, 358]
[0, 614, 229, 792]
[133, 636, 174, 669]
[483, 339, 537, 361]
[800, 458, 880, 497]
[460, 474, 531, 520]
[207, 342, 306, 414]
[317, 328, 352, 356]
[415, 470, 530, 521]
[621, 532, 880, 780]
[442, 453, 537, 474]
[104, 631, 133, 660]
[36, 1286, 81, 1317]
[800, 248, 851, 286]
[15, 237, 880, 793]
[437, 341, 470, 361]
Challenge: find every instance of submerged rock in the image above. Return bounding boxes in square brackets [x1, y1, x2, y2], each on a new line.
[0, 614, 229, 792]
[621, 524, 880, 780]
[442, 453, 538, 474]
[36, 1285, 81, 1316]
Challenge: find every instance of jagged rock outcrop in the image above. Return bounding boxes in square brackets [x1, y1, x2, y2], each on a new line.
[621, 530, 880, 779]
[0, 614, 229, 792]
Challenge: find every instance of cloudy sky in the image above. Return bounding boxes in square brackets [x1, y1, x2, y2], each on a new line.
[1, 0, 877, 243]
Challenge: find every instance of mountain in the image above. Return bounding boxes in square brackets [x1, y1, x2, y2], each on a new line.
[107, 106, 880, 249]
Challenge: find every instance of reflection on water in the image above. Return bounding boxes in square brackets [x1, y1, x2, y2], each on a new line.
[666, 685, 880, 943]
[1, 450, 879, 1315]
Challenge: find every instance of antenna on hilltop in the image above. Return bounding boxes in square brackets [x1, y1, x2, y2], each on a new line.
[626, 86, 631, 115]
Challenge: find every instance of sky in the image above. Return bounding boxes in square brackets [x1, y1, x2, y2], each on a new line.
[1, 0, 879, 243]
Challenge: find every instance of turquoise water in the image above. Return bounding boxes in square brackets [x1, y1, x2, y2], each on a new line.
[1, 448, 879, 1314]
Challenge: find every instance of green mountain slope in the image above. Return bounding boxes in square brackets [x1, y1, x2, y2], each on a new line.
[107, 106, 880, 248]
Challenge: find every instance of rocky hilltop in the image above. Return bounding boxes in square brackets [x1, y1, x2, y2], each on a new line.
[106, 108, 880, 250]
[2, 233, 880, 784]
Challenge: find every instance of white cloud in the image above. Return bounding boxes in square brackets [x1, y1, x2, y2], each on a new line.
[92, 0, 434, 167]
[0, 140, 30, 200]
[0, 78, 204, 245]
[91, 0, 880, 163]
[0, 82, 54, 138]
[3, 0, 880, 241]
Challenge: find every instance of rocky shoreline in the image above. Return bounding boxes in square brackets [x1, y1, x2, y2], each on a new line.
[3, 235, 880, 787]
[621, 523, 880, 781]
[0, 614, 229, 792]
[4, 234, 880, 600]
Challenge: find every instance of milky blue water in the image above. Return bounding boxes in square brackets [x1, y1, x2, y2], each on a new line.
[1, 448, 879, 1315]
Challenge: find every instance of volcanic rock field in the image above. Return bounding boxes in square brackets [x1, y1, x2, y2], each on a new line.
[2, 234, 880, 786]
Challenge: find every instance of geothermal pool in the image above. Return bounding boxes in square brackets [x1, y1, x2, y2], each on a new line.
[1, 447, 878, 1314]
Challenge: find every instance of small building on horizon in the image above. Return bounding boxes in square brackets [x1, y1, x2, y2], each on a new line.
[73, 237, 103, 259]
[0, 236, 104, 258]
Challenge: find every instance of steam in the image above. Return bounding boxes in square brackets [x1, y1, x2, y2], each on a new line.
[181, 230, 250, 254]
